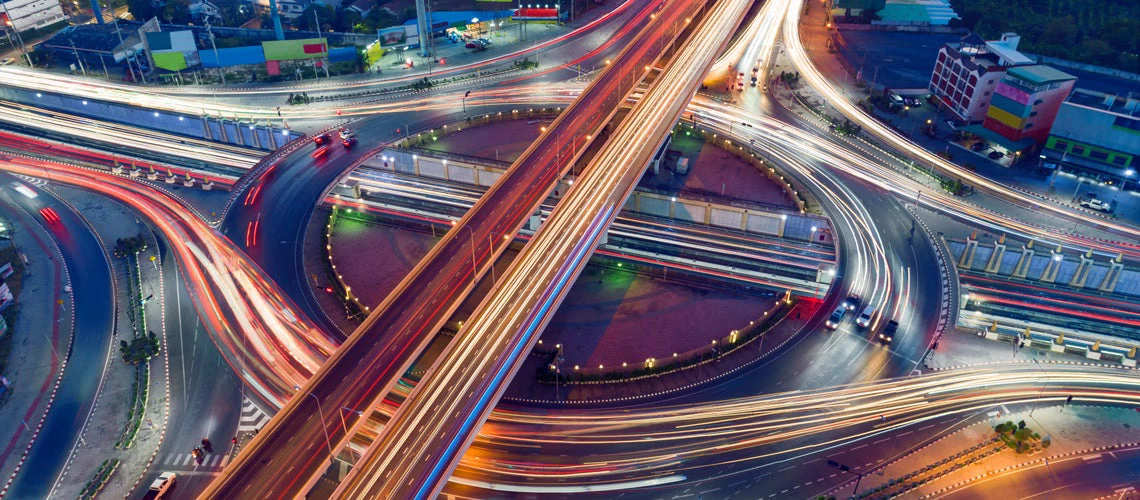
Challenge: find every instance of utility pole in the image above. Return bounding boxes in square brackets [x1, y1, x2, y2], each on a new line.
[70, 39, 86, 75]
[205, 18, 224, 84]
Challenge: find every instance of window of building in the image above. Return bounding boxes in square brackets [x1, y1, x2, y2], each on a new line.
[1113, 116, 1140, 133]
[1112, 155, 1129, 166]
[1033, 99, 1043, 105]
[968, 74, 978, 86]
[984, 91, 990, 96]
[1090, 150, 1110, 161]
[1025, 123, 1034, 129]
[1071, 145, 1087, 155]
[1052, 140, 1069, 150]
[1029, 111, 1037, 117]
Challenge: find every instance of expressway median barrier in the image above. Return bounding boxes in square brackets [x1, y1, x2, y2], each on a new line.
[957, 314, 1139, 368]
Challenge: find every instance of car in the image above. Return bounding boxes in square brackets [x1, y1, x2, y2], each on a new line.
[477, 38, 492, 45]
[338, 128, 355, 140]
[878, 320, 899, 343]
[825, 305, 846, 330]
[855, 305, 875, 328]
[750, 76, 758, 86]
[39, 207, 61, 224]
[341, 136, 357, 148]
[752, 66, 759, 73]
[313, 133, 332, 145]
[311, 145, 330, 158]
[970, 141, 987, 152]
[148, 472, 176, 498]
[1080, 198, 1114, 213]
[988, 151, 1004, 160]
[0, 58, 13, 66]
[843, 294, 860, 311]
[466, 41, 479, 49]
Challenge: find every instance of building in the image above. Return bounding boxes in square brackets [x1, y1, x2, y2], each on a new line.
[189, 0, 220, 22]
[929, 32, 1034, 124]
[1043, 89, 1140, 183]
[247, 0, 309, 19]
[874, 0, 957, 26]
[982, 65, 1076, 146]
[1, 0, 66, 33]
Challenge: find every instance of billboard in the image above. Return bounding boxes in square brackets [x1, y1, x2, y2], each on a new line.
[152, 51, 188, 71]
[377, 26, 406, 46]
[262, 38, 328, 61]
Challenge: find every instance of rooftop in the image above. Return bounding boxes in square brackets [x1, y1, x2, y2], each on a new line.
[1007, 64, 1076, 85]
[1066, 89, 1140, 117]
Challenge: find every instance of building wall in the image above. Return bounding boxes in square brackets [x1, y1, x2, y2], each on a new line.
[929, 47, 1004, 123]
[984, 75, 1074, 144]
[1045, 102, 1140, 172]
[2, 0, 66, 32]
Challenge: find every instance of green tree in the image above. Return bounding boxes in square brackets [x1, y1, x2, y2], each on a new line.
[127, 0, 155, 21]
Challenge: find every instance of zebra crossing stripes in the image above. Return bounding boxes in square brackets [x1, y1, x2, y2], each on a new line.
[238, 397, 270, 432]
[161, 451, 228, 470]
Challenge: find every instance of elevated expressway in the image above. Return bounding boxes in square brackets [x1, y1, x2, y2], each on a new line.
[202, 0, 718, 496]
[332, 0, 750, 496]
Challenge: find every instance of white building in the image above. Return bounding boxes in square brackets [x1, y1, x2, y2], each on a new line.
[1, 0, 67, 33]
[246, 0, 309, 19]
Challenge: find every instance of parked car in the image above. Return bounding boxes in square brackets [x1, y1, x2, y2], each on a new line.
[1080, 198, 1114, 213]
[878, 320, 899, 343]
[0, 58, 14, 66]
[855, 305, 875, 328]
[466, 41, 479, 49]
[987, 151, 1004, 160]
[825, 305, 847, 330]
[970, 141, 987, 152]
[477, 38, 492, 45]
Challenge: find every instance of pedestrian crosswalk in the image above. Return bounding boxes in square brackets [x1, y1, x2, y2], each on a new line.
[161, 451, 229, 470]
[238, 397, 270, 433]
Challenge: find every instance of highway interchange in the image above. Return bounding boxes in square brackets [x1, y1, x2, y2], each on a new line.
[0, 0, 1139, 498]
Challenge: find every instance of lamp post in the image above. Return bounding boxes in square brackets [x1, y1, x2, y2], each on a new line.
[338, 406, 364, 464]
[462, 90, 470, 117]
[294, 386, 335, 464]
[1071, 177, 1087, 203]
[1123, 169, 1135, 192]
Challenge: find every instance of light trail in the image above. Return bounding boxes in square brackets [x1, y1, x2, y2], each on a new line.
[333, 0, 750, 496]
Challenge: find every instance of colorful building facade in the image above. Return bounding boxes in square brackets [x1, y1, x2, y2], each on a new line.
[982, 65, 1075, 146]
[929, 33, 1033, 123]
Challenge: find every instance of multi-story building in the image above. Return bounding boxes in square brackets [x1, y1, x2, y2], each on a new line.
[929, 32, 1033, 123]
[983, 65, 1075, 146]
[0, 0, 66, 33]
[1043, 89, 1140, 182]
[246, 0, 309, 19]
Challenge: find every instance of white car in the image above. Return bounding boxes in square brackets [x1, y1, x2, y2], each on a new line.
[338, 128, 356, 140]
[855, 305, 875, 328]
[1080, 198, 1113, 213]
[148, 472, 176, 497]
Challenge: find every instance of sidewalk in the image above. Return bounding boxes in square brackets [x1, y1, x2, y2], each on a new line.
[829, 405, 1140, 499]
[0, 195, 72, 492]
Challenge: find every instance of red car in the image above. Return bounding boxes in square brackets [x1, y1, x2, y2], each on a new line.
[311, 145, 331, 158]
[313, 133, 332, 145]
[341, 137, 357, 148]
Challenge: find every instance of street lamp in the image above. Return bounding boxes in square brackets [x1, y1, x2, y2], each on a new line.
[294, 386, 335, 464]
[1123, 169, 1135, 191]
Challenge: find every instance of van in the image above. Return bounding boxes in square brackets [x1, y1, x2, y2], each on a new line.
[855, 305, 875, 328]
[148, 472, 176, 498]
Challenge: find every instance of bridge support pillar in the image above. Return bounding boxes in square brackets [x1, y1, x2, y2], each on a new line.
[1012, 240, 1035, 279]
[203, 116, 213, 140]
[957, 230, 978, 269]
[1069, 249, 1094, 288]
[984, 234, 1006, 273]
[1039, 245, 1064, 283]
[218, 119, 229, 142]
[529, 211, 542, 231]
[1098, 253, 1124, 293]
